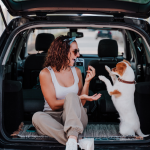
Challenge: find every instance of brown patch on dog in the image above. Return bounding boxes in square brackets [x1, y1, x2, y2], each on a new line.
[115, 62, 127, 76]
[123, 59, 131, 67]
[110, 90, 121, 98]
[112, 67, 116, 72]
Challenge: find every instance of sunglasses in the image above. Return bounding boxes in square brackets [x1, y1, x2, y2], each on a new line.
[73, 48, 80, 55]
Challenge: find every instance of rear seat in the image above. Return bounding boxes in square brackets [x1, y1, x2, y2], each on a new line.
[88, 39, 123, 92]
[23, 33, 55, 89]
[88, 39, 124, 116]
[22, 33, 54, 120]
[23, 89, 44, 113]
[97, 90, 117, 114]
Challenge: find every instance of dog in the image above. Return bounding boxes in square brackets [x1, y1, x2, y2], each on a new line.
[98, 59, 148, 137]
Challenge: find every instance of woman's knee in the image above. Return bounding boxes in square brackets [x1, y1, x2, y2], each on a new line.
[32, 111, 43, 125]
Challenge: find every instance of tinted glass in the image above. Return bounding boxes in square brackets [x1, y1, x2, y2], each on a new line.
[27, 29, 124, 55]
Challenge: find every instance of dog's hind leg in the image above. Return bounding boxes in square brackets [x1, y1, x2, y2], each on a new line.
[120, 122, 135, 136]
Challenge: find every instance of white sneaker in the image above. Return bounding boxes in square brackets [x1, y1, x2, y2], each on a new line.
[79, 138, 94, 150]
[66, 138, 78, 150]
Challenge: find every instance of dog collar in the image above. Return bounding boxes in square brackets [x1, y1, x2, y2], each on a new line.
[118, 78, 136, 84]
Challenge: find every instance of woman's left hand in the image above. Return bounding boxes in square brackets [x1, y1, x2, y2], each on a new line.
[79, 93, 101, 101]
[85, 65, 96, 83]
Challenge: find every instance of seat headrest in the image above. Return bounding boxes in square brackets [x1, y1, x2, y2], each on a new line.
[98, 39, 118, 57]
[35, 33, 55, 52]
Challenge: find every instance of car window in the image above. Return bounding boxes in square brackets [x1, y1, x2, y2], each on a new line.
[27, 29, 69, 55]
[76, 29, 124, 55]
[27, 29, 124, 55]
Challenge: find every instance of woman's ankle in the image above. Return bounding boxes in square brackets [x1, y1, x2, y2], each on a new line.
[69, 135, 77, 142]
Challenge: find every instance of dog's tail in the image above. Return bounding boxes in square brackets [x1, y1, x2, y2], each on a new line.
[136, 129, 149, 137]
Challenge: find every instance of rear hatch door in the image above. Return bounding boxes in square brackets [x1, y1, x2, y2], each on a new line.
[2, 0, 150, 18]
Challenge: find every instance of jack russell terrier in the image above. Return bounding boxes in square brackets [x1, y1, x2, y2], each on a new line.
[98, 59, 148, 137]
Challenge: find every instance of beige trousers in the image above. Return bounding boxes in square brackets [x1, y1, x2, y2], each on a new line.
[32, 92, 88, 145]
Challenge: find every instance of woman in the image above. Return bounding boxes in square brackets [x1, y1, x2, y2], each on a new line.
[32, 35, 101, 150]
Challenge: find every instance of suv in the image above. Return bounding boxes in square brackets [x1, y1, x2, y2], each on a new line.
[96, 30, 112, 39]
[1, 0, 150, 149]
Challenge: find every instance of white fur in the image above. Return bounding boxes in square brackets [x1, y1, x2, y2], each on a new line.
[98, 62, 148, 137]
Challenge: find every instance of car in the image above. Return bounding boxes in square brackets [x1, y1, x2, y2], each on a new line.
[96, 30, 112, 39]
[1, 0, 150, 149]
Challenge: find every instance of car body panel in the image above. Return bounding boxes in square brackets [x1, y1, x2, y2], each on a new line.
[1, 1, 150, 148]
[1, 140, 150, 149]
[1, 0, 150, 18]
[1, 16, 150, 65]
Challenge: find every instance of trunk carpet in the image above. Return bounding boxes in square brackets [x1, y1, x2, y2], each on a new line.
[12, 123, 121, 138]
[11, 123, 144, 141]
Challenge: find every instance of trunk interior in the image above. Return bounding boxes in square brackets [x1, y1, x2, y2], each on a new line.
[2, 26, 150, 144]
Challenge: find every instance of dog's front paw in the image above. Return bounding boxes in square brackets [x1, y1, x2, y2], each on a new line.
[105, 65, 111, 72]
[98, 75, 106, 81]
[105, 65, 114, 76]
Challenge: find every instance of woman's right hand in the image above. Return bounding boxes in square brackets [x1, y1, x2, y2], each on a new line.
[79, 93, 101, 102]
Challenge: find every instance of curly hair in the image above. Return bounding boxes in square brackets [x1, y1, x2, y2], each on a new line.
[43, 35, 75, 72]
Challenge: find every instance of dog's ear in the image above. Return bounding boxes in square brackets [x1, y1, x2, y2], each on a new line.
[116, 62, 127, 76]
[123, 59, 131, 67]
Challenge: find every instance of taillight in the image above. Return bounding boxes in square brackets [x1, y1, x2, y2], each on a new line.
[98, 31, 101, 33]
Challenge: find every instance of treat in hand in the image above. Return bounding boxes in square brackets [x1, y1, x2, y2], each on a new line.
[85, 65, 96, 83]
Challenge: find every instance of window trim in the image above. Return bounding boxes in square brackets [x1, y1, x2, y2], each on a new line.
[2, 23, 150, 65]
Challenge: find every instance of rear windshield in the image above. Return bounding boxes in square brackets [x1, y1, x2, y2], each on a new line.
[27, 29, 124, 55]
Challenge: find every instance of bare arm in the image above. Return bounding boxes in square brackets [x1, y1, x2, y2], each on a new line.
[76, 67, 89, 106]
[80, 65, 96, 97]
[76, 66, 97, 106]
[39, 68, 64, 111]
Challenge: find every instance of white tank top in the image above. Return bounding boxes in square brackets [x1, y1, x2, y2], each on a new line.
[43, 66, 79, 111]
